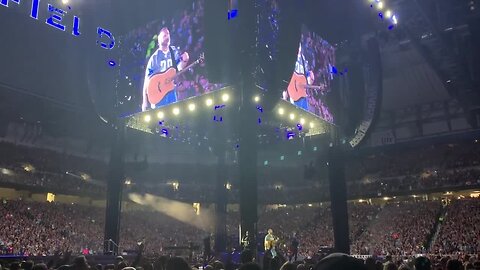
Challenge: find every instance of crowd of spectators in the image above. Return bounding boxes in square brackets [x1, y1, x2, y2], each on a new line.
[351, 201, 441, 256]
[0, 197, 479, 262]
[432, 198, 480, 255]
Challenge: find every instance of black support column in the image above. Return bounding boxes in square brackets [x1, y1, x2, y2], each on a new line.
[237, 0, 259, 255]
[214, 148, 228, 253]
[238, 101, 259, 253]
[103, 122, 126, 255]
[326, 132, 350, 254]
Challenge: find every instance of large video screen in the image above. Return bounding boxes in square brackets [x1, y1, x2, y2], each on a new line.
[116, 0, 225, 116]
[116, 0, 335, 123]
[282, 25, 336, 123]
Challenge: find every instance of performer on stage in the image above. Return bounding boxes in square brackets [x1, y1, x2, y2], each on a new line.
[264, 228, 278, 257]
[288, 233, 299, 262]
[142, 27, 190, 111]
[241, 231, 251, 250]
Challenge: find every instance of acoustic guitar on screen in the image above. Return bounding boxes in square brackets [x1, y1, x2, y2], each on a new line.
[147, 53, 204, 105]
[287, 72, 326, 102]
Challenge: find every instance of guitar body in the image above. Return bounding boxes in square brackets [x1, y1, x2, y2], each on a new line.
[147, 67, 177, 105]
[287, 72, 308, 102]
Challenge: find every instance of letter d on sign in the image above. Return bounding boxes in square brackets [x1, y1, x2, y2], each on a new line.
[97, 27, 115, 49]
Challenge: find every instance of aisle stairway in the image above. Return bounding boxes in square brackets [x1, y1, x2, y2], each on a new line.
[427, 204, 448, 252]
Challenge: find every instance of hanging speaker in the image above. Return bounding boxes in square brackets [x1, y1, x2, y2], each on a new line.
[259, 0, 305, 111]
[204, 0, 236, 83]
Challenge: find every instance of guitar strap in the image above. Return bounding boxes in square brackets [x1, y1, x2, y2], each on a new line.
[169, 46, 179, 72]
[300, 53, 308, 81]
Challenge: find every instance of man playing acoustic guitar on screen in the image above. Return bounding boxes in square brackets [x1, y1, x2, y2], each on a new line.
[142, 27, 190, 111]
[283, 44, 325, 112]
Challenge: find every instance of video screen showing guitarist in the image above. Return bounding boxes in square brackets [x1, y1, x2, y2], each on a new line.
[283, 44, 315, 111]
[142, 27, 190, 111]
[278, 25, 336, 123]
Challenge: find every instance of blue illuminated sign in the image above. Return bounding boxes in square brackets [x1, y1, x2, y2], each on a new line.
[0, 0, 115, 50]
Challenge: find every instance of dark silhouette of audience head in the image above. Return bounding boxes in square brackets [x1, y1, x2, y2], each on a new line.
[446, 259, 463, 270]
[314, 253, 367, 270]
[414, 257, 431, 270]
[240, 249, 254, 264]
[280, 262, 296, 270]
[32, 264, 47, 270]
[365, 257, 376, 270]
[384, 262, 397, 270]
[238, 263, 261, 270]
[166, 257, 190, 270]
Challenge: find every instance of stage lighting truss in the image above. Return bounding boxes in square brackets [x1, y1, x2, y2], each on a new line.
[369, 0, 398, 26]
[124, 86, 333, 145]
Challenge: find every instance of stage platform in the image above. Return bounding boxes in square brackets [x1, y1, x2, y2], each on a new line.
[123, 86, 335, 145]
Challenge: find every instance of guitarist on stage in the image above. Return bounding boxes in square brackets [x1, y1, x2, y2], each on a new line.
[283, 44, 315, 111]
[142, 27, 190, 111]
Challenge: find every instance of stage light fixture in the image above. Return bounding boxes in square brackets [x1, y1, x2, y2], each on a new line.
[222, 93, 230, 102]
[385, 10, 392, 18]
[172, 107, 180, 115]
[377, 1, 383, 9]
[300, 118, 306, 125]
[188, 103, 196, 111]
[157, 111, 164, 119]
[278, 108, 285, 115]
[289, 113, 295, 120]
[309, 122, 315, 128]
[206, 98, 214, 106]
[144, 115, 151, 123]
[254, 95, 260, 103]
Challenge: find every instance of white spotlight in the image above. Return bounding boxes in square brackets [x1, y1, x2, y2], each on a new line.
[222, 93, 230, 102]
[385, 10, 392, 18]
[289, 113, 295, 120]
[278, 108, 285, 115]
[254, 96, 260, 103]
[144, 115, 151, 123]
[172, 107, 180, 115]
[309, 122, 315, 128]
[377, 1, 383, 9]
[300, 118, 306, 125]
[206, 98, 213, 106]
[392, 15, 398, 24]
[157, 111, 164, 119]
[61, 0, 69, 4]
[188, 103, 196, 111]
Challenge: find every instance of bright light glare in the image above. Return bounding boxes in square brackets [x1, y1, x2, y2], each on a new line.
[300, 118, 306, 125]
[377, 1, 383, 9]
[254, 96, 260, 103]
[222, 94, 230, 102]
[157, 111, 164, 119]
[172, 107, 180, 115]
[392, 15, 398, 24]
[188, 103, 196, 111]
[278, 108, 285, 115]
[289, 113, 295, 120]
[309, 122, 315, 128]
[144, 115, 151, 123]
[61, 0, 69, 4]
[385, 10, 392, 18]
[206, 98, 213, 106]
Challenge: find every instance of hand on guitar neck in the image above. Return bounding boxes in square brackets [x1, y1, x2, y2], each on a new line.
[287, 72, 325, 102]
